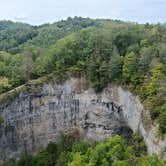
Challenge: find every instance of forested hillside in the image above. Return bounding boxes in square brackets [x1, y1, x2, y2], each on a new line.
[0, 17, 166, 136]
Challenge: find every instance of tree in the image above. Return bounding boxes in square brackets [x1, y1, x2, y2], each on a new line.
[139, 46, 155, 73]
[72, 141, 89, 155]
[88, 57, 109, 92]
[146, 63, 164, 96]
[0, 77, 11, 93]
[108, 54, 124, 82]
[122, 52, 138, 84]
[68, 153, 84, 166]
[20, 54, 34, 81]
[88, 135, 133, 166]
[158, 112, 166, 134]
[34, 149, 52, 166]
[17, 152, 34, 166]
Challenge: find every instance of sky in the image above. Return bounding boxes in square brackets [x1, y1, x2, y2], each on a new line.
[0, 0, 165, 25]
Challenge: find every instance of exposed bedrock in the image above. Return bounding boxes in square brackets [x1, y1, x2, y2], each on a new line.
[0, 78, 165, 161]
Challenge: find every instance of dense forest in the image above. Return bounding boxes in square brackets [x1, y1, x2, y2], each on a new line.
[0, 17, 165, 135]
[0, 17, 166, 165]
[4, 133, 166, 166]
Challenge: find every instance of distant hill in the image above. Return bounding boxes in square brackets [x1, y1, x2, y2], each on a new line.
[0, 17, 102, 53]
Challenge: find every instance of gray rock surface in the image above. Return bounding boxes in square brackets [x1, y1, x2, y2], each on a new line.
[0, 77, 165, 161]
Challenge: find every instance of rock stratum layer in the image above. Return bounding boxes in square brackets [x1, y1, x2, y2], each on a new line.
[0, 77, 165, 161]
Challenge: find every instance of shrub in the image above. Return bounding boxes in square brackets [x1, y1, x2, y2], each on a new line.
[158, 112, 166, 134]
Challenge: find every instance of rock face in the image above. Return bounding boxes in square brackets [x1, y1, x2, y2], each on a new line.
[102, 86, 166, 157]
[0, 78, 165, 161]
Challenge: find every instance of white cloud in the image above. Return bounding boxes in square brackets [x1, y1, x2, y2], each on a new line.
[14, 13, 29, 22]
[0, 0, 165, 24]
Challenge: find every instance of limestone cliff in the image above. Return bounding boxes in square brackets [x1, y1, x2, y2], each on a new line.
[0, 77, 165, 161]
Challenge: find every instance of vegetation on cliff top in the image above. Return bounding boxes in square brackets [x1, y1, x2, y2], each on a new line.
[0, 17, 165, 135]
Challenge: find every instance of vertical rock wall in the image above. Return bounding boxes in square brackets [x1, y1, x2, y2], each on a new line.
[0, 78, 165, 161]
[0, 78, 130, 161]
[101, 86, 166, 157]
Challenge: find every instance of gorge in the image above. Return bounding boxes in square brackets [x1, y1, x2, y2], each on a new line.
[0, 77, 165, 161]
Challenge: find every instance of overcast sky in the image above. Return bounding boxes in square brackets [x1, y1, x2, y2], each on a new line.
[0, 0, 165, 25]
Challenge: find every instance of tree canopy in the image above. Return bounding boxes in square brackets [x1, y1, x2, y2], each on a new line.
[5, 134, 165, 166]
[0, 17, 166, 135]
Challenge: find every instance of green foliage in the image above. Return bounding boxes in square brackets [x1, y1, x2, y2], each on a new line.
[0, 77, 12, 93]
[72, 140, 90, 155]
[34, 148, 52, 166]
[140, 63, 165, 134]
[114, 26, 143, 56]
[129, 132, 147, 157]
[68, 153, 85, 166]
[19, 54, 34, 81]
[158, 112, 166, 134]
[0, 17, 166, 134]
[17, 152, 34, 166]
[87, 135, 133, 165]
[88, 57, 109, 92]
[146, 63, 165, 97]
[0, 116, 3, 126]
[5, 135, 165, 166]
[135, 154, 166, 166]
[108, 54, 124, 82]
[122, 52, 137, 83]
